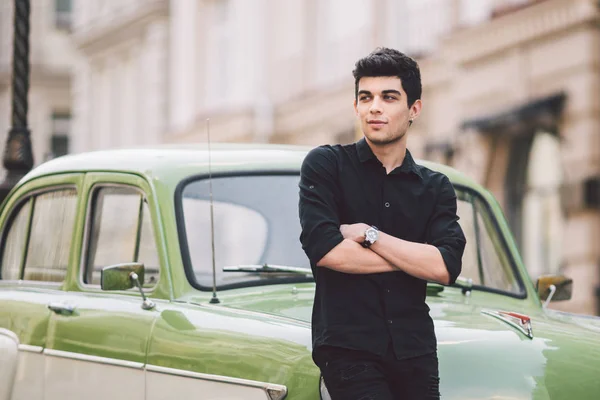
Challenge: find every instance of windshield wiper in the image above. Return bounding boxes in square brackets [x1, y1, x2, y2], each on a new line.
[223, 264, 313, 276]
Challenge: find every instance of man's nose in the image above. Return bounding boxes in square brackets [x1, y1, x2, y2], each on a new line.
[369, 96, 382, 114]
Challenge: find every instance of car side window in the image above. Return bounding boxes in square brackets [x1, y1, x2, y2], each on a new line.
[0, 189, 77, 282]
[456, 190, 521, 294]
[0, 199, 32, 280]
[83, 186, 159, 288]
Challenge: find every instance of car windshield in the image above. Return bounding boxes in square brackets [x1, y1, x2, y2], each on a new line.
[179, 174, 523, 295]
[179, 174, 311, 289]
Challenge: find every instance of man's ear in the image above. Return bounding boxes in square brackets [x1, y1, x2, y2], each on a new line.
[409, 99, 423, 121]
[353, 99, 358, 116]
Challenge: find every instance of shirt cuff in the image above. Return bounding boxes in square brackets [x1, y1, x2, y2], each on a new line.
[438, 246, 461, 285]
[307, 232, 344, 266]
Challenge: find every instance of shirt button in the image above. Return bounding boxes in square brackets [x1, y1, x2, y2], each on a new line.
[386, 289, 390, 293]
[384, 202, 390, 208]
[387, 319, 393, 324]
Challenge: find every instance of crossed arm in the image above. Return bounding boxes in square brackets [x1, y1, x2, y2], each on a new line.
[318, 224, 450, 285]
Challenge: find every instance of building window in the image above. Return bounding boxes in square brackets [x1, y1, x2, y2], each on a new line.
[51, 135, 69, 158]
[55, 0, 72, 31]
[49, 113, 71, 160]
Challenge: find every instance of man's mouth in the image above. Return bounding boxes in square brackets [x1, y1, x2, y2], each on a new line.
[368, 120, 387, 127]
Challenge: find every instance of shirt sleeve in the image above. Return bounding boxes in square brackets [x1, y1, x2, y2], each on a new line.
[298, 146, 344, 266]
[426, 174, 466, 285]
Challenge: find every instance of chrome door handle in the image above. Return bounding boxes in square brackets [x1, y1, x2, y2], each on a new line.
[47, 302, 76, 315]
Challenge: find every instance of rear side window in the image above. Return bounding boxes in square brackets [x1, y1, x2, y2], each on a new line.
[83, 186, 160, 288]
[0, 188, 78, 282]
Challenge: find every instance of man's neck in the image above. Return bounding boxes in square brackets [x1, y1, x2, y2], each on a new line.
[366, 138, 408, 174]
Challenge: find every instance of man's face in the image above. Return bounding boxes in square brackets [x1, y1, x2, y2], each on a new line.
[353, 76, 421, 146]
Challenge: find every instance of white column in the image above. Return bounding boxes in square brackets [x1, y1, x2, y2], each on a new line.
[133, 44, 145, 146]
[249, 0, 273, 142]
[71, 58, 91, 153]
[195, 1, 208, 111]
[169, 0, 197, 133]
[96, 59, 111, 150]
[0, 2, 12, 65]
[121, 48, 136, 147]
[385, 0, 409, 50]
[112, 56, 124, 148]
[144, 19, 169, 145]
[105, 56, 118, 149]
[28, 89, 49, 165]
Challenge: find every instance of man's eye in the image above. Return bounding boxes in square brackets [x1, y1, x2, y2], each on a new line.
[359, 96, 370, 101]
[384, 95, 397, 100]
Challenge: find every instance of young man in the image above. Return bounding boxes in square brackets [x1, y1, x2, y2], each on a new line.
[299, 48, 466, 399]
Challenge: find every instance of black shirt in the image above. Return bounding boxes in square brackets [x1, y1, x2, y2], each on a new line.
[299, 138, 466, 360]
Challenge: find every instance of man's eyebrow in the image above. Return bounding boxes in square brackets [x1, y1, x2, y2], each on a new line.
[357, 89, 402, 96]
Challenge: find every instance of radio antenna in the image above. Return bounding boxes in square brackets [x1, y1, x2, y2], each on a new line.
[207, 118, 220, 304]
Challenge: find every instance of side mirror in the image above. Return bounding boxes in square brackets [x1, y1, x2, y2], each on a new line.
[101, 263, 155, 310]
[101, 262, 145, 291]
[536, 275, 573, 306]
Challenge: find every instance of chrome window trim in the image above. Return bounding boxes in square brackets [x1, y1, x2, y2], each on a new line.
[18, 344, 43, 353]
[145, 364, 287, 399]
[79, 182, 160, 292]
[44, 348, 144, 369]
[0, 280, 62, 288]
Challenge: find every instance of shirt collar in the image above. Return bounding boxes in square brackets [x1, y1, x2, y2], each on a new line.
[398, 148, 423, 180]
[356, 137, 376, 163]
[356, 138, 423, 180]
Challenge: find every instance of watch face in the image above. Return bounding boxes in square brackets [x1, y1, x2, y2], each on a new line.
[366, 229, 378, 241]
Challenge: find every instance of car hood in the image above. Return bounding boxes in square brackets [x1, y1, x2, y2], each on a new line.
[218, 283, 600, 399]
[217, 283, 600, 339]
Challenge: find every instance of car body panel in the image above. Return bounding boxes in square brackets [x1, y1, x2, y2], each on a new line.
[147, 302, 317, 399]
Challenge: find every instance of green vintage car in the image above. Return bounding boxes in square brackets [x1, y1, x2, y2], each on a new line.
[0, 144, 599, 400]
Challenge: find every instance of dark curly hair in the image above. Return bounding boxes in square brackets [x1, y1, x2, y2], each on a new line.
[352, 47, 422, 107]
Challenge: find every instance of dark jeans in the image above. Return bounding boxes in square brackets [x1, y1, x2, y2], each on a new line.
[316, 345, 440, 400]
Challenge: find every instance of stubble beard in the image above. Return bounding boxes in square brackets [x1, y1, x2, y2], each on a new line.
[366, 128, 407, 146]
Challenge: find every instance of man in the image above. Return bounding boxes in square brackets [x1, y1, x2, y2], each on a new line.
[299, 48, 466, 399]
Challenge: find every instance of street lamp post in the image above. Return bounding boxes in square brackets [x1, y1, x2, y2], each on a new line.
[0, 0, 33, 203]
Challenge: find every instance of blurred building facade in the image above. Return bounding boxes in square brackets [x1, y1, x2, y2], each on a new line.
[70, 0, 600, 315]
[0, 0, 77, 165]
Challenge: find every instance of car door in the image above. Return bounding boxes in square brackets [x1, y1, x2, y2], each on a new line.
[44, 173, 168, 400]
[0, 174, 83, 400]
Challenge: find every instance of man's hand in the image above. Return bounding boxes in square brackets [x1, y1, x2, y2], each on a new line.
[340, 223, 370, 243]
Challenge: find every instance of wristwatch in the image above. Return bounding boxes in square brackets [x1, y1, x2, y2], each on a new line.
[362, 226, 379, 248]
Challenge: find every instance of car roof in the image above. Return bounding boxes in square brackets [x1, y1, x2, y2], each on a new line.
[20, 142, 482, 191]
